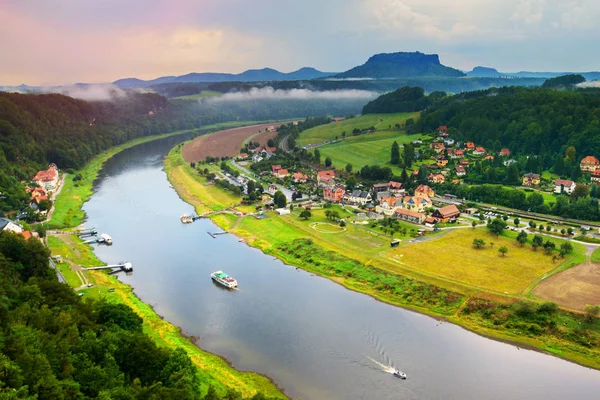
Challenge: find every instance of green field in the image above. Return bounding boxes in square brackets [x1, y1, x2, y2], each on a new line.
[318, 130, 427, 173]
[171, 91, 223, 100]
[297, 112, 420, 146]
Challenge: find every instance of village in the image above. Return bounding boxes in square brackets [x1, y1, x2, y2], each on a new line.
[0, 163, 62, 240]
[200, 122, 600, 235]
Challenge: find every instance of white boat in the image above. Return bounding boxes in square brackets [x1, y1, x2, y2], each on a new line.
[181, 214, 193, 224]
[393, 369, 407, 379]
[100, 233, 113, 245]
[211, 270, 238, 289]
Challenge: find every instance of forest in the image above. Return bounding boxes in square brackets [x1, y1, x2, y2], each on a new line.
[417, 86, 600, 160]
[0, 231, 275, 399]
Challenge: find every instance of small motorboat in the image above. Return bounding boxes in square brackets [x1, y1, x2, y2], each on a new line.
[393, 369, 407, 379]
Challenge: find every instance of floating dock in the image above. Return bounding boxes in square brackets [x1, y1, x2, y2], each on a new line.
[77, 227, 98, 237]
[83, 233, 113, 245]
[207, 231, 228, 238]
[85, 261, 132, 272]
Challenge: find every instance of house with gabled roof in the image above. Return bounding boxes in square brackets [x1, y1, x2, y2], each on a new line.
[376, 196, 402, 216]
[393, 208, 425, 224]
[432, 204, 460, 222]
[415, 184, 435, 198]
[292, 172, 308, 183]
[581, 156, 600, 172]
[554, 179, 576, 194]
[323, 184, 345, 203]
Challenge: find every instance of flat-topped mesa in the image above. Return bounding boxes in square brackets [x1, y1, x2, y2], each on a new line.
[335, 51, 466, 79]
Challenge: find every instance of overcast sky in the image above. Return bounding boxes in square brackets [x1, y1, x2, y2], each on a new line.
[2, 0, 599, 85]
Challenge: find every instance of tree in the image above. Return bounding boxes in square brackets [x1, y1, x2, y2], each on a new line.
[565, 146, 576, 163]
[502, 214, 509, 221]
[299, 210, 312, 220]
[559, 242, 574, 256]
[314, 149, 321, 164]
[267, 139, 275, 147]
[403, 143, 415, 167]
[273, 191, 286, 208]
[543, 240, 556, 255]
[538, 224, 545, 232]
[505, 163, 520, 185]
[345, 163, 353, 173]
[517, 231, 528, 246]
[35, 224, 47, 238]
[346, 176, 357, 191]
[400, 168, 409, 183]
[570, 184, 589, 201]
[571, 164, 582, 181]
[567, 227, 574, 236]
[532, 235, 544, 251]
[340, 220, 346, 227]
[498, 246, 508, 257]
[529, 220, 536, 229]
[546, 224, 552, 232]
[38, 199, 52, 211]
[325, 157, 332, 167]
[473, 238, 486, 249]
[391, 141, 400, 165]
[514, 217, 520, 227]
[472, 221, 477, 228]
[487, 218, 507, 237]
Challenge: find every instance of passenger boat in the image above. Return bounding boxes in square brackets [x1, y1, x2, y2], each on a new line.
[211, 270, 238, 289]
[393, 369, 407, 379]
[181, 214, 193, 224]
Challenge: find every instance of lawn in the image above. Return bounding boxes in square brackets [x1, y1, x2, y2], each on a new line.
[388, 228, 585, 294]
[235, 206, 398, 264]
[318, 130, 426, 173]
[297, 112, 420, 146]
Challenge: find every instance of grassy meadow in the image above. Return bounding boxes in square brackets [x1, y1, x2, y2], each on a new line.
[318, 130, 427, 173]
[297, 112, 420, 146]
[391, 229, 586, 294]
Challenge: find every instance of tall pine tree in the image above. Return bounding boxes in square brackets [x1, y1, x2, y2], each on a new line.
[391, 141, 400, 165]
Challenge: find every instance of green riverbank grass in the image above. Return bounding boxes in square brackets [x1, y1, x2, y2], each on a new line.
[48, 129, 287, 399]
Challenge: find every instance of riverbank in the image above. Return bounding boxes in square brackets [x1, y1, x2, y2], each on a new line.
[47, 128, 288, 399]
[164, 144, 600, 371]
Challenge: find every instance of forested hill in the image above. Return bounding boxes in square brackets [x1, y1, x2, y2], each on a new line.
[0, 230, 263, 399]
[0, 92, 170, 171]
[417, 86, 600, 159]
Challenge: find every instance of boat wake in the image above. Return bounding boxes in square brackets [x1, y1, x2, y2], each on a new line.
[366, 356, 396, 374]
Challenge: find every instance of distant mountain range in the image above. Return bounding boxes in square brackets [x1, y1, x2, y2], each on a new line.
[113, 67, 336, 88]
[466, 66, 600, 81]
[334, 52, 465, 79]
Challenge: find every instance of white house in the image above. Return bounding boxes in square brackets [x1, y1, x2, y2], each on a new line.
[443, 138, 455, 146]
[348, 190, 372, 206]
[0, 218, 23, 234]
[252, 153, 263, 163]
[554, 179, 576, 194]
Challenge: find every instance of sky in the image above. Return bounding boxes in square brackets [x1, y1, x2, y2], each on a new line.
[1, 0, 599, 85]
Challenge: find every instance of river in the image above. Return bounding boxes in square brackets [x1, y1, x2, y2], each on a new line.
[83, 134, 600, 400]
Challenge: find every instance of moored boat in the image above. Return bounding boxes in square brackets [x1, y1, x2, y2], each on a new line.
[211, 270, 238, 289]
[181, 214, 193, 224]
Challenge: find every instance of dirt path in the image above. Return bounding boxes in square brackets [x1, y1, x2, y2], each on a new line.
[533, 262, 600, 311]
[182, 123, 285, 162]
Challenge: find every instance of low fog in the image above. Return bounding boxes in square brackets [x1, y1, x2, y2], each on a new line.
[207, 87, 378, 102]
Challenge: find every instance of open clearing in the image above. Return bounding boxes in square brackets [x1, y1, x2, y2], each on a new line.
[319, 130, 426, 173]
[533, 262, 600, 311]
[182, 123, 285, 162]
[297, 112, 419, 146]
[385, 228, 583, 294]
